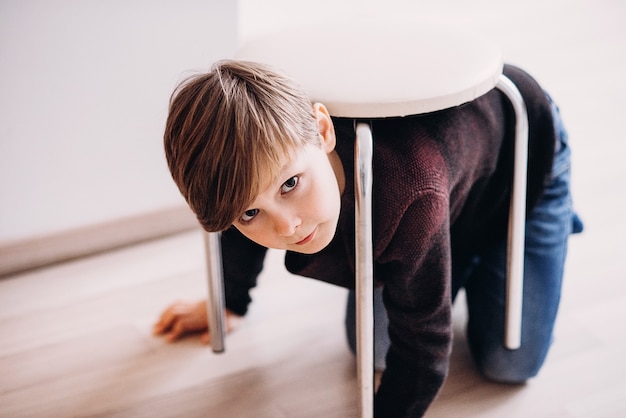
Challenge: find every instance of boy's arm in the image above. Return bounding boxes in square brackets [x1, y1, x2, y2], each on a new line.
[374, 190, 452, 417]
[221, 227, 268, 316]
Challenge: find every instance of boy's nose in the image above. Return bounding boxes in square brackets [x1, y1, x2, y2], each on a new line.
[273, 213, 300, 237]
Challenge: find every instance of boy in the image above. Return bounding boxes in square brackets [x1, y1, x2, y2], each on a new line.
[154, 60, 582, 417]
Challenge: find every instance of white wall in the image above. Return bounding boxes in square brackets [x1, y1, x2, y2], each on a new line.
[0, 0, 237, 242]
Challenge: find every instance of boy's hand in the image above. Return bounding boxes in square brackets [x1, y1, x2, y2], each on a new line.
[152, 300, 240, 344]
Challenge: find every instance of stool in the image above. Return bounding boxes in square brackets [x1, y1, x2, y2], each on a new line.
[204, 21, 528, 418]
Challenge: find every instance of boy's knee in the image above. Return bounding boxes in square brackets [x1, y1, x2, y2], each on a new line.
[480, 361, 538, 384]
[473, 345, 547, 384]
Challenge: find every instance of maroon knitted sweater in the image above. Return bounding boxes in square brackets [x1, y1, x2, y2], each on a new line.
[220, 65, 556, 417]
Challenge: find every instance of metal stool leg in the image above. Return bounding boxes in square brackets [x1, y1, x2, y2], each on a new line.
[355, 122, 374, 418]
[204, 231, 226, 353]
[496, 75, 529, 350]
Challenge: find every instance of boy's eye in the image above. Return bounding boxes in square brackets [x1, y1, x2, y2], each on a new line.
[240, 209, 259, 223]
[281, 176, 299, 194]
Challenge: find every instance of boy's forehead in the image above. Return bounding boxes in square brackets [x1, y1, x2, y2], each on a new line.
[262, 152, 295, 189]
[255, 145, 302, 194]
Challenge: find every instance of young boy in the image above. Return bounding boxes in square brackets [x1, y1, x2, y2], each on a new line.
[153, 60, 582, 417]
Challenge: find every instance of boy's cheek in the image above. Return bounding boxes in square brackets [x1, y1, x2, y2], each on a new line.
[232, 226, 280, 250]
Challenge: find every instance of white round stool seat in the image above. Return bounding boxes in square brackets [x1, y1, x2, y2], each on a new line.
[235, 22, 503, 117]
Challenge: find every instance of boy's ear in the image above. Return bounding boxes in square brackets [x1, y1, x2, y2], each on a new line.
[313, 103, 336, 152]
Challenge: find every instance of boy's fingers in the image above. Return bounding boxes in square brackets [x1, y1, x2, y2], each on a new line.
[153, 300, 194, 334]
[154, 300, 213, 343]
[153, 306, 177, 335]
[165, 320, 186, 342]
[153, 316, 169, 335]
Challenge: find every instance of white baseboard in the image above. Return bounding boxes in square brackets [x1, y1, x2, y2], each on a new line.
[0, 205, 200, 277]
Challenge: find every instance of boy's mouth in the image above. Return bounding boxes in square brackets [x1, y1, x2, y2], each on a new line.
[295, 228, 316, 245]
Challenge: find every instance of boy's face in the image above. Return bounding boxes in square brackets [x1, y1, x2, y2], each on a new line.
[232, 104, 343, 254]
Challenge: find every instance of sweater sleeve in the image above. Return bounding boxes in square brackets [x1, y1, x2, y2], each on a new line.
[374, 189, 452, 417]
[220, 227, 268, 316]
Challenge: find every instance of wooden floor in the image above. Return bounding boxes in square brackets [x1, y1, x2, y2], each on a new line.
[2, 1, 626, 417]
[1, 219, 625, 418]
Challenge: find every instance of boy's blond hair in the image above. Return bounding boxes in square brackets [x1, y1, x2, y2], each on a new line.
[164, 60, 320, 232]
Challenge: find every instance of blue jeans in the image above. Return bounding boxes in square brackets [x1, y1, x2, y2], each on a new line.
[345, 97, 583, 381]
